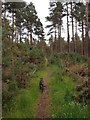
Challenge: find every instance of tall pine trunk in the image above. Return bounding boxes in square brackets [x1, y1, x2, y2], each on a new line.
[75, 3, 78, 54]
[75, 19, 78, 53]
[67, 3, 70, 52]
[85, 0, 88, 56]
[30, 32, 32, 45]
[58, 24, 61, 52]
[82, 20, 84, 55]
[71, 2, 75, 52]
[12, 13, 14, 42]
[54, 24, 57, 52]
[20, 27, 22, 43]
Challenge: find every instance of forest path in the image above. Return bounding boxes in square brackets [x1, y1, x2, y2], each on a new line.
[35, 68, 52, 118]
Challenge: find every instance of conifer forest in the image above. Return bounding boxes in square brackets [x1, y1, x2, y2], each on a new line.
[1, 0, 90, 118]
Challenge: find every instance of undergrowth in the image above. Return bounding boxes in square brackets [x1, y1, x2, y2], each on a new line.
[3, 67, 48, 118]
[49, 65, 88, 118]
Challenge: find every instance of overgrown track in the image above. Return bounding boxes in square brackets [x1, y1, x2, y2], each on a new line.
[36, 69, 52, 118]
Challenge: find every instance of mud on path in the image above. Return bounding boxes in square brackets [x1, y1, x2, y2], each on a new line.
[36, 69, 52, 118]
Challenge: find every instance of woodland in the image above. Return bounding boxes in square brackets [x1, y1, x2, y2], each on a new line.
[2, 0, 89, 118]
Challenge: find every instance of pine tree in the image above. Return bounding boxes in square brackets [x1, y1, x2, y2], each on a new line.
[46, 2, 64, 53]
[34, 18, 44, 42]
[23, 2, 38, 44]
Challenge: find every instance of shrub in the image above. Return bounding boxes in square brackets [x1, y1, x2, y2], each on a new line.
[49, 52, 87, 67]
[9, 80, 18, 92]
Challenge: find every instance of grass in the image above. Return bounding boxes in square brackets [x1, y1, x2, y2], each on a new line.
[59, 102, 88, 118]
[3, 67, 48, 118]
[49, 65, 88, 118]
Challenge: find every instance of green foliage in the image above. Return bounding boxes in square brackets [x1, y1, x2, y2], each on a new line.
[2, 2, 45, 41]
[49, 53, 60, 64]
[9, 80, 18, 92]
[3, 57, 11, 67]
[49, 65, 88, 118]
[49, 52, 87, 67]
[2, 81, 18, 107]
[29, 48, 45, 65]
[3, 67, 48, 118]
[2, 40, 46, 112]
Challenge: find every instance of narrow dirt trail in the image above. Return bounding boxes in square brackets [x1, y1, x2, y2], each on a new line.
[36, 69, 52, 118]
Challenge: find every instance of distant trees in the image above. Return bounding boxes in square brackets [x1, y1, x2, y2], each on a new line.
[46, 2, 64, 53]
[23, 2, 38, 44]
[46, 1, 88, 56]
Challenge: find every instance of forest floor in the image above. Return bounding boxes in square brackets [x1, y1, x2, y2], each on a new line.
[36, 69, 52, 118]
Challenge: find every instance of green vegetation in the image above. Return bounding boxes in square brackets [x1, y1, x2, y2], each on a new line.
[3, 66, 48, 118]
[2, 1, 89, 118]
[3, 40, 88, 118]
[3, 42, 88, 118]
[2, 40, 47, 117]
[49, 65, 88, 118]
[49, 52, 87, 67]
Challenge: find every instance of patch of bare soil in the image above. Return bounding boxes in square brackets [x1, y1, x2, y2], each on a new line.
[36, 69, 52, 118]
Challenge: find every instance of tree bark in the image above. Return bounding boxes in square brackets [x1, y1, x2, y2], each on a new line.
[12, 13, 14, 42]
[67, 3, 70, 53]
[30, 32, 32, 45]
[58, 24, 61, 52]
[54, 24, 57, 52]
[82, 20, 84, 55]
[71, 2, 75, 52]
[75, 19, 78, 53]
[85, 0, 88, 56]
[20, 27, 22, 43]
